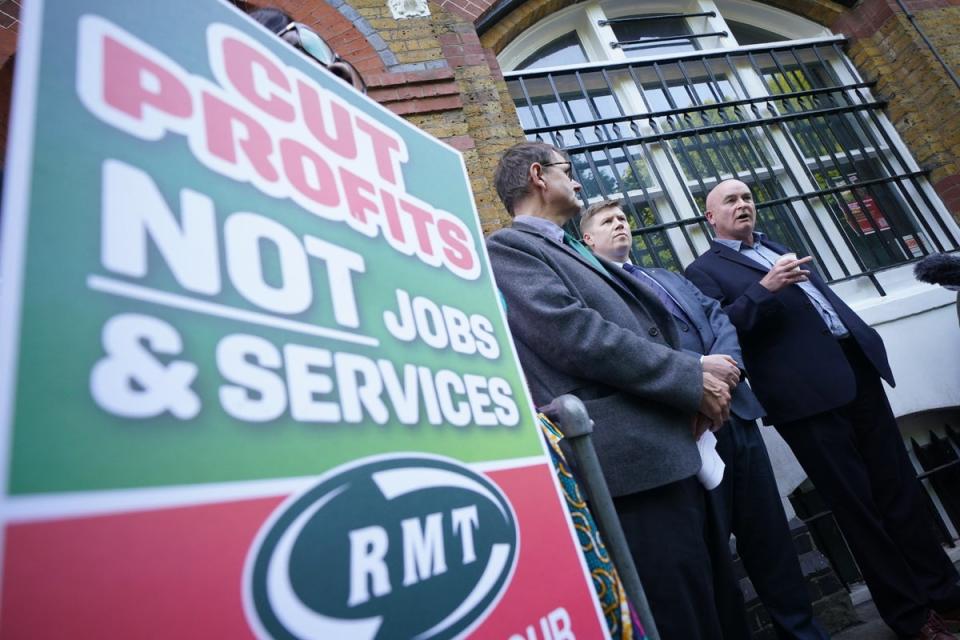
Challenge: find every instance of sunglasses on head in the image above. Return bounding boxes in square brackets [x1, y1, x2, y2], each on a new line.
[278, 22, 367, 94]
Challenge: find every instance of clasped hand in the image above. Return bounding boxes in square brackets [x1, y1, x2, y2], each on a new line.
[694, 355, 738, 438]
[701, 353, 740, 389]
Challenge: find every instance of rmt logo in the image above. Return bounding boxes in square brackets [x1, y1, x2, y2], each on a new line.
[245, 454, 518, 639]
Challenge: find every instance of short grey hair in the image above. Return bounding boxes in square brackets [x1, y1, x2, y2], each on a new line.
[494, 141, 568, 216]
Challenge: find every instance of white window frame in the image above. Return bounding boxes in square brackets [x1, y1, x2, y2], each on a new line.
[499, 0, 960, 296]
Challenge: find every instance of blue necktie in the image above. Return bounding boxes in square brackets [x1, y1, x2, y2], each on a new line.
[622, 263, 690, 323]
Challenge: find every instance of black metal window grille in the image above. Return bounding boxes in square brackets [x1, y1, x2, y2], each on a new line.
[505, 37, 960, 293]
[611, 31, 727, 53]
[604, 13, 706, 56]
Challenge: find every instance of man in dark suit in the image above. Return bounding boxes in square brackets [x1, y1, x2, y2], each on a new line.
[487, 142, 740, 639]
[580, 198, 828, 640]
[685, 179, 960, 640]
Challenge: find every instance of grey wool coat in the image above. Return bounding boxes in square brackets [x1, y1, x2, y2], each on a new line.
[487, 217, 704, 496]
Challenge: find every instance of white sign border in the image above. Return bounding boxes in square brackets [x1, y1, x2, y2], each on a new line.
[0, 0, 46, 586]
[0, 1, 610, 636]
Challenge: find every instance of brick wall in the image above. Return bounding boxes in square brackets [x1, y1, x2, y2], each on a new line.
[248, 0, 386, 75]
[350, 0, 524, 231]
[478, 0, 573, 58]
[823, 0, 960, 219]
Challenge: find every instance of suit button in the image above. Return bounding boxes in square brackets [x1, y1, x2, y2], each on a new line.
[821, 328, 830, 335]
[648, 327, 660, 337]
[681, 325, 690, 332]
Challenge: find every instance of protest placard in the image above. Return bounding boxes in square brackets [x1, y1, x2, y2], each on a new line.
[0, 1, 609, 637]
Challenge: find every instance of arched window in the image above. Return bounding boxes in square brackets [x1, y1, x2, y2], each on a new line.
[499, 0, 960, 295]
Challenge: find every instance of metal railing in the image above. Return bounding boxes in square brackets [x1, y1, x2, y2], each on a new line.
[0, 0, 19, 30]
[505, 37, 960, 294]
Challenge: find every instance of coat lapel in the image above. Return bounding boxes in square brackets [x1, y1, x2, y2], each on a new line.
[710, 240, 768, 273]
[510, 219, 634, 295]
[711, 238, 837, 303]
[601, 259, 683, 347]
[509, 219, 681, 346]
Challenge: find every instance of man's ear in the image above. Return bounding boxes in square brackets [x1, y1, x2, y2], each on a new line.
[704, 209, 715, 226]
[528, 163, 546, 191]
[581, 230, 594, 248]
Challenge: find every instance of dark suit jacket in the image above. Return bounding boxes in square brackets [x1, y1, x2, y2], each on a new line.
[685, 238, 894, 425]
[638, 265, 765, 422]
[487, 218, 703, 497]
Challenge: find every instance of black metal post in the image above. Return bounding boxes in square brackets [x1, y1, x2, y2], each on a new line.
[540, 395, 661, 640]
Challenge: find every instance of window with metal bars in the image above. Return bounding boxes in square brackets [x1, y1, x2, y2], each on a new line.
[505, 36, 960, 294]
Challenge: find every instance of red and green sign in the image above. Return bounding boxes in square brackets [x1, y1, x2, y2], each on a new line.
[0, 1, 607, 637]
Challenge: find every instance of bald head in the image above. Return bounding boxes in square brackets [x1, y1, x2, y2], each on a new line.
[705, 179, 750, 211]
[705, 179, 756, 244]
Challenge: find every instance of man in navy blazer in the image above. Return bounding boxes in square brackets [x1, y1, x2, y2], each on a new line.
[487, 142, 740, 640]
[685, 179, 960, 640]
[580, 199, 827, 640]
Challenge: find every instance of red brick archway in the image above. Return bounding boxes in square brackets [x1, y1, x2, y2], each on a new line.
[242, 0, 386, 75]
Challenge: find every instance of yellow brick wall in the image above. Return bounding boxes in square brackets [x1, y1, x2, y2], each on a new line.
[846, 6, 960, 211]
[367, 3, 524, 230]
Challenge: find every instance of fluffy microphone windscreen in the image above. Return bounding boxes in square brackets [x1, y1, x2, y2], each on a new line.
[914, 253, 960, 287]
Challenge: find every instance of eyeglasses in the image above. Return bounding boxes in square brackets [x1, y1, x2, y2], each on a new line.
[541, 160, 573, 177]
[278, 22, 367, 94]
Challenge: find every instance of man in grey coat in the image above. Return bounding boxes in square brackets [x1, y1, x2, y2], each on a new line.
[580, 199, 828, 640]
[486, 141, 739, 640]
